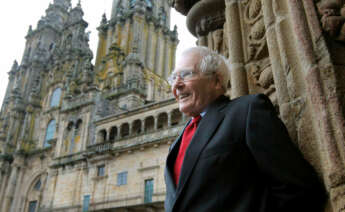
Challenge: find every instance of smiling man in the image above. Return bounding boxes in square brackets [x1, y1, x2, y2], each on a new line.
[164, 46, 326, 212]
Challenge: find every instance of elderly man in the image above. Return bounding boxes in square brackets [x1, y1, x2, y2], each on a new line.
[164, 47, 326, 212]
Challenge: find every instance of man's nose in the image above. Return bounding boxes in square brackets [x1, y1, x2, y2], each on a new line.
[172, 76, 184, 87]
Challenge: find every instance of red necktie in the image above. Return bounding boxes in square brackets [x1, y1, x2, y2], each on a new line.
[174, 115, 202, 185]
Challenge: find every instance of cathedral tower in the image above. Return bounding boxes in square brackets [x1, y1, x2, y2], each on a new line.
[95, 0, 178, 109]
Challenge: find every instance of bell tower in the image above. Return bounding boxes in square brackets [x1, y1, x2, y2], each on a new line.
[95, 0, 178, 110]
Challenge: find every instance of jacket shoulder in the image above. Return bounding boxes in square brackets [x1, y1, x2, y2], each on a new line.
[222, 94, 270, 110]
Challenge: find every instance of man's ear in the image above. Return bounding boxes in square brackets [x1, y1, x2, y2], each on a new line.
[214, 73, 223, 90]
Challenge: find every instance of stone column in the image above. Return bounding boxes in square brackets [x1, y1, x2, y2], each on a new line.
[168, 112, 172, 127]
[146, 23, 155, 71]
[261, 0, 297, 139]
[2, 165, 19, 212]
[129, 122, 133, 136]
[140, 120, 144, 134]
[0, 174, 8, 207]
[169, 40, 178, 75]
[154, 116, 159, 131]
[9, 163, 25, 212]
[156, 30, 165, 77]
[163, 39, 170, 79]
[0, 161, 9, 207]
[225, 0, 249, 98]
[106, 26, 114, 55]
[0, 172, 3, 193]
[287, 0, 345, 210]
[107, 128, 111, 141]
[120, 21, 130, 53]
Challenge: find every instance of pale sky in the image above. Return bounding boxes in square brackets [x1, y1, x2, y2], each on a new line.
[0, 0, 196, 105]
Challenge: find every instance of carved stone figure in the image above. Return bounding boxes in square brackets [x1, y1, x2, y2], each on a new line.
[249, 63, 275, 97]
[317, 0, 345, 41]
[243, 0, 267, 61]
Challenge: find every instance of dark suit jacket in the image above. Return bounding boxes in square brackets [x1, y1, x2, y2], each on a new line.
[164, 94, 326, 212]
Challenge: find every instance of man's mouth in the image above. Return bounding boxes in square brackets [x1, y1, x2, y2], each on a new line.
[179, 93, 190, 101]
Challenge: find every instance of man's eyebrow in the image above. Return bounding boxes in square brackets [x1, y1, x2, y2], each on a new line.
[174, 69, 194, 73]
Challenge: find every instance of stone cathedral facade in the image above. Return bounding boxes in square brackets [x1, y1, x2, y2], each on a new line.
[0, 0, 180, 211]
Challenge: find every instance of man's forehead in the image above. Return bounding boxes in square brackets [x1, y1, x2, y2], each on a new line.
[174, 53, 200, 73]
[172, 66, 195, 74]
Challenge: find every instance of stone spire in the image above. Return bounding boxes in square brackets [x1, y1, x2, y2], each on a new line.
[9, 61, 19, 75]
[69, 0, 84, 23]
[53, 0, 71, 10]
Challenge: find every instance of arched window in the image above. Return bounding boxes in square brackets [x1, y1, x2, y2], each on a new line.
[144, 116, 154, 132]
[120, 123, 129, 138]
[109, 126, 117, 142]
[44, 119, 56, 147]
[157, 113, 168, 129]
[132, 119, 142, 135]
[33, 180, 41, 191]
[25, 175, 46, 212]
[50, 88, 61, 107]
[171, 109, 182, 126]
[98, 129, 107, 143]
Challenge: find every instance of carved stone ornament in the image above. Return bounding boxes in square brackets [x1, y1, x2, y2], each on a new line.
[198, 28, 228, 56]
[249, 63, 275, 94]
[243, 0, 268, 61]
[186, 0, 225, 37]
[317, 0, 345, 41]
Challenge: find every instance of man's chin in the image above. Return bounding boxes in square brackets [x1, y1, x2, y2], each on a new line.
[179, 105, 198, 117]
[179, 105, 191, 115]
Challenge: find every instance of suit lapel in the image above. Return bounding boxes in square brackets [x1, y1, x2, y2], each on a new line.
[165, 121, 190, 193]
[175, 96, 229, 201]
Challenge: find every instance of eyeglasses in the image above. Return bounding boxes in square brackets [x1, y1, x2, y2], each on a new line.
[167, 70, 199, 85]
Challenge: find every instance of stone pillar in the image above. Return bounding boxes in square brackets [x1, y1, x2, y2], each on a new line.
[154, 116, 159, 131]
[129, 122, 133, 136]
[120, 21, 130, 53]
[2, 165, 19, 212]
[145, 23, 154, 70]
[0, 172, 3, 192]
[140, 120, 144, 134]
[107, 128, 111, 141]
[225, 0, 249, 98]
[168, 112, 172, 127]
[287, 0, 345, 210]
[106, 26, 114, 55]
[261, 0, 297, 139]
[0, 160, 9, 207]
[156, 30, 165, 77]
[9, 163, 25, 212]
[0, 172, 7, 205]
[114, 23, 121, 46]
[163, 39, 170, 79]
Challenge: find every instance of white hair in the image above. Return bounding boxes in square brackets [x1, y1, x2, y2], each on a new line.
[182, 46, 230, 92]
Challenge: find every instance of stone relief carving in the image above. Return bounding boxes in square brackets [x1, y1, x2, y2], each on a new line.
[241, 0, 275, 100]
[317, 0, 345, 41]
[243, 0, 267, 61]
[197, 28, 229, 57]
[249, 63, 275, 97]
